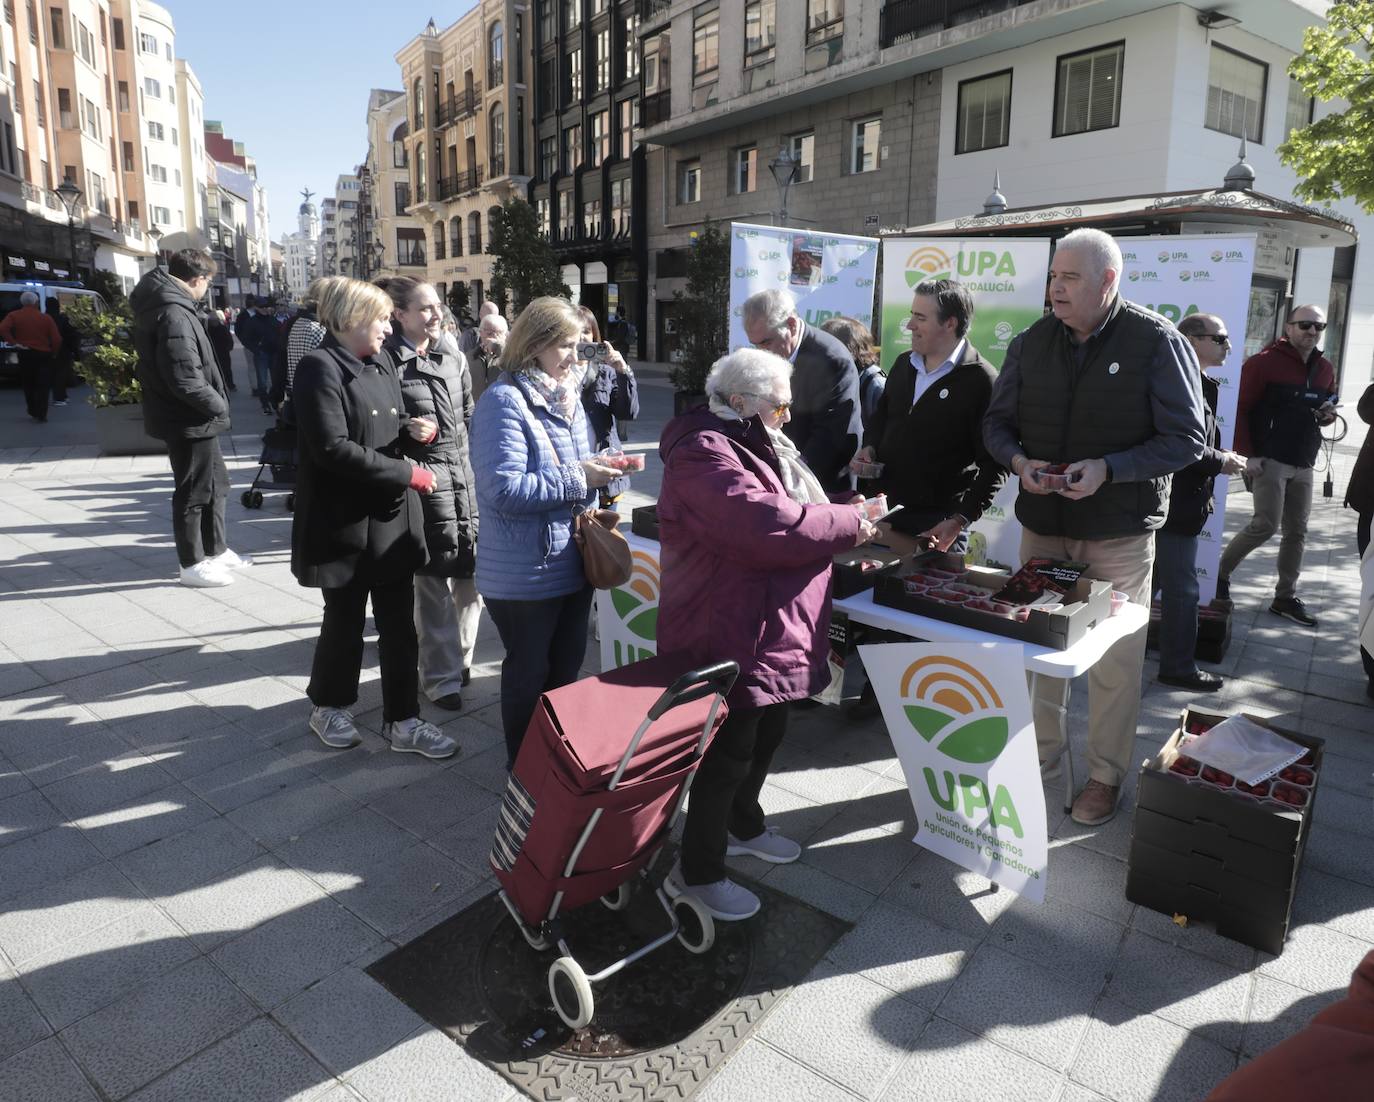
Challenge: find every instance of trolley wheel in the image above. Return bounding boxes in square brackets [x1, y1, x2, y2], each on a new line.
[285, 493, 295, 512]
[548, 956, 594, 1030]
[240, 490, 255, 509]
[519, 925, 552, 952]
[250, 491, 264, 508]
[673, 895, 715, 955]
[600, 882, 632, 912]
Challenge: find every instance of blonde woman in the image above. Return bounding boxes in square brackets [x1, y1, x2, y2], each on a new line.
[469, 296, 622, 766]
[291, 277, 457, 760]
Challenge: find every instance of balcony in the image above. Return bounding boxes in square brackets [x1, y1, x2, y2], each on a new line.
[879, 0, 1037, 48]
[436, 84, 482, 127]
[489, 154, 506, 180]
[436, 168, 484, 200]
[639, 0, 672, 24]
[641, 91, 671, 129]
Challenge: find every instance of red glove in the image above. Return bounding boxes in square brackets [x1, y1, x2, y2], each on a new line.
[408, 466, 435, 493]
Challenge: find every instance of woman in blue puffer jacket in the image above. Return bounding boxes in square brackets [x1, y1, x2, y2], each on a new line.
[469, 296, 622, 766]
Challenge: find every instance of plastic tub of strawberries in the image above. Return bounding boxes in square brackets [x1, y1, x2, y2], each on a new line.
[964, 597, 1032, 622]
[596, 448, 645, 473]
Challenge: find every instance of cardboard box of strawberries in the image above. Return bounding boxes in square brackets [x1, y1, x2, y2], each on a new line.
[1126, 706, 1323, 955]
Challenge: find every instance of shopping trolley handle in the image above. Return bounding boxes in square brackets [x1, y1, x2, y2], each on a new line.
[647, 661, 739, 720]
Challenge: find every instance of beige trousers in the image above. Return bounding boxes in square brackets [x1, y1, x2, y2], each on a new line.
[414, 573, 483, 701]
[1021, 529, 1154, 787]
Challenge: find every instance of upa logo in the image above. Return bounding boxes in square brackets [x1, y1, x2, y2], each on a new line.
[1157, 251, 1171, 264]
[608, 551, 659, 667]
[734, 266, 759, 278]
[994, 320, 1014, 342]
[904, 245, 954, 286]
[902, 656, 1023, 836]
[758, 250, 782, 261]
[839, 255, 864, 269]
[1211, 250, 1224, 263]
[855, 276, 874, 288]
[1179, 271, 1192, 283]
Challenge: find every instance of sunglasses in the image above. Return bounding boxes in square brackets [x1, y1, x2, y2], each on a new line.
[1289, 320, 1327, 332]
[741, 392, 793, 416]
[1201, 334, 1230, 345]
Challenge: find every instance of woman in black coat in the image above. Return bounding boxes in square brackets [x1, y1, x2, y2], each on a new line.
[291, 277, 457, 760]
[375, 276, 482, 711]
[575, 305, 638, 509]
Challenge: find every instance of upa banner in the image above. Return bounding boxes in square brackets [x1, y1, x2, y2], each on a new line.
[598, 532, 661, 671]
[880, 237, 1051, 570]
[859, 641, 1047, 901]
[728, 223, 878, 352]
[1118, 235, 1254, 605]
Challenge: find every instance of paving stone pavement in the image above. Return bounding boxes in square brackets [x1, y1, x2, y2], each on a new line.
[0, 374, 1370, 1101]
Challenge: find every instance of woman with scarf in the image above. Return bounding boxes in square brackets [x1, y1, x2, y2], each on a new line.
[574, 304, 639, 510]
[656, 348, 878, 921]
[469, 296, 623, 766]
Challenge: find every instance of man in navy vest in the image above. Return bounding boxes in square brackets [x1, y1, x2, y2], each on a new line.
[984, 228, 1206, 826]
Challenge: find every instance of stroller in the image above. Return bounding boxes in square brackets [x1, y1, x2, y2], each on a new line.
[241, 423, 297, 511]
[490, 655, 738, 1030]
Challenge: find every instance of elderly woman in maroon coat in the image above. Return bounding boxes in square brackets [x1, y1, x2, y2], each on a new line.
[656, 348, 877, 921]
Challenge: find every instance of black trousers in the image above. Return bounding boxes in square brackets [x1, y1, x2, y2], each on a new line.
[1359, 511, 1373, 683]
[485, 585, 595, 765]
[18, 349, 50, 421]
[50, 356, 70, 402]
[165, 437, 228, 568]
[308, 572, 419, 723]
[680, 701, 790, 886]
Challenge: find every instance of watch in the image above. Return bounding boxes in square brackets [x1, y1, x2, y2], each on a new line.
[1103, 458, 1114, 483]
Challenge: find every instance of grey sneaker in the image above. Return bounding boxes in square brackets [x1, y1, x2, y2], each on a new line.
[384, 717, 458, 760]
[664, 862, 761, 921]
[726, 826, 801, 864]
[310, 706, 361, 749]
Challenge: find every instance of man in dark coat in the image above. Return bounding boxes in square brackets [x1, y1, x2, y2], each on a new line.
[132, 248, 249, 588]
[741, 288, 861, 493]
[1155, 314, 1246, 692]
[858, 279, 1005, 553]
[1345, 381, 1374, 699]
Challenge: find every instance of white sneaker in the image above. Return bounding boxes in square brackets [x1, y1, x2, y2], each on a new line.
[210, 548, 253, 570]
[726, 826, 801, 864]
[310, 706, 362, 749]
[179, 560, 234, 588]
[383, 716, 458, 759]
[664, 862, 761, 921]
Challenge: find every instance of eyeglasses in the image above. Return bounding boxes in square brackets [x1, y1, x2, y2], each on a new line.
[1202, 334, 1230, 345]
[741, 392, 792, 416]
[1289, 320, 1327, 332]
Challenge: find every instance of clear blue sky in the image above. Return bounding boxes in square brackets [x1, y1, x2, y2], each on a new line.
[170, 0, 478, 243]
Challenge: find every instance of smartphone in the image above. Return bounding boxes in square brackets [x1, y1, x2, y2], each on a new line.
[576, 340, 609, 362]
[876, 503, 905, 523]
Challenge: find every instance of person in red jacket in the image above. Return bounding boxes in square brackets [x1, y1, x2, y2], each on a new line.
[1217, 305, 1337, 626]
[0, 290, 62, 423]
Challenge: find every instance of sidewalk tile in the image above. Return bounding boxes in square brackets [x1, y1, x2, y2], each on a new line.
[801, 817, 921, 896]
[1070, 998, 1237, 1102]
[0, 1038, 99, 1102]
[1128, 907, 1257, 972]
[427, 802, 503, 874]
[988, 895, 1124, 993]
[346, 1026, 511, 1102]
[332, 843, 483, 938]
[763, 859, 877, 923]
[1044, 843, 1135, 927]
[68, 782, 218, 859]
[155, 854, 329, 951]
[0, 788, 65, 848]
[1291, 867, 1374, 944]
[0, 961, 52, 1063]
[826, 900, 977, 1009]
[115, 816, 265, 897]
[879, 1017, 1061, 1101]
[184, 747, 313, 813]
[878, 851, 1016, 939]
[273, 967, 426, 1080]
[0, 861, 143, 966]
[367, 768, 500, 839]
[39, 753, 175, 822]
[226, 780, 360, 848]
[1257, 923, 1374, 994]
[1241, 975, 1343, 1059]
[697, 1040, 857, 1102]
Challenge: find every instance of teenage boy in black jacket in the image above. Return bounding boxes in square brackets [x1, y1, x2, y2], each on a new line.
[857, 278, 1005, 553]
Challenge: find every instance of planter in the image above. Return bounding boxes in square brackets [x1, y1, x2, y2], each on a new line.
[93, 403, 163, 456]
[672, 390, 706, 416]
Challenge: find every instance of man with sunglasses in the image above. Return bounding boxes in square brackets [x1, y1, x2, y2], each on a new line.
[1218, 305, 1337, 626]
[1156, 315, 1247, 690]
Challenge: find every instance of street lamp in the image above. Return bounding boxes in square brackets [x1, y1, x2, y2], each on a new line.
[769, 146, 800, 228]
[53, 178, 83, 279]
[148, 224, 164, 269]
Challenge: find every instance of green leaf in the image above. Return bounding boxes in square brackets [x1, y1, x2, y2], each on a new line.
[610, 588, 641, 618]
[935, 717, 1010, 766]
[903, 704, 954, 743]
[626, 607, 658, 640]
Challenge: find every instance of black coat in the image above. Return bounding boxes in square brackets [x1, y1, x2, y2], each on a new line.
[581, 360, 639, 498]
[1344, 383, 1374, 516]
[131, 267, 230, 442]
[379, 336, 480, 578]
[782, 324, 862, 493]
[1163, 374, 1227, 537]
[290, 336, 426, 589]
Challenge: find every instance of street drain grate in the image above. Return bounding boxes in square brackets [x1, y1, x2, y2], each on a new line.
[367, 874, 850, 1100]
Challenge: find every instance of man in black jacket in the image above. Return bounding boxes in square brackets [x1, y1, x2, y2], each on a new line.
[742, 288, 861, 493]
[1155, 314, 1246, 691]
[132, 248, 250, 588]
[857, 279, 1004, 552]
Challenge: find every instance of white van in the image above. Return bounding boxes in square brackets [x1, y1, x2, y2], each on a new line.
[0, 281, 109, 380]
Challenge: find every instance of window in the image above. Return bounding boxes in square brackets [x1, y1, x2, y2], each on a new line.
[151, 204, 171, 225]
[149, 163, 167, 182]
[693, 5, 719, 83]
[394, 181, 410, 211]
[583, 197, 601, 238]
[413, 77, 424, 128]
[557, 189, 573, 238]
[81, 96, 99, 139]
[536, 195, 550, 236]
[563, 124, 581, 172]
[564, 0, 580, 31]
[789, 131, 814, 183]
[112, 17, 124, 49]
[807, 0, 843, 43]
[468, 210, 482, 253]
[117, 80, 129, 112]
[168, 86, 174, 105]
[144, 76, 160, 98]
[851, 116, 880, 173]
[539, 0, 554, 42]
[489, 21, 504, 89]
[956, 70, 1011, 154]
[589, 111, 608, 167]
[139, 31, 156, 53]
[450, 215, 462, 255]
[174, 168, 180, 186]
[734, 146, 757, 194]
[594, 28, 610, 93]
[610, 177, 630, 235]
[678, 159, 701, 204]
[540, 136, 557, 178]
[148, 120, 163, 140]
[397, 229, 425, 266]
[746, 0, 776, 64]
[1205, 44, 1266, 142]
[48, 7, 62, 48]
[643, 33, 669, 96]
[1052, 42, 1123, 138]
[1284, 76, 1312, 138]
[489, 106, 505, 175]
[566, 45, 582, 102]
[624, 15, 639, 80]
[434, 221, 446, 260]
[618, 97, 637, 159]
[393, 139, 408, 168]
[121, 141, 133, 171]
[78, 21, 92, 64]
[57, 86, 71, 128]
[515, 14, 523, 83]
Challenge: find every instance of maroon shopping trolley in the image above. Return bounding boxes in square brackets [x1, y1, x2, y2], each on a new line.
[490, 655, 738, 1030]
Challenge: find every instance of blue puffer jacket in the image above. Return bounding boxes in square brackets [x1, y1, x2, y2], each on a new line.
[471, 371, 596, 600]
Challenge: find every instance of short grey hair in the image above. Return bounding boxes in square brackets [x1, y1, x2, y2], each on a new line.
[741, 287, 797, 335]
[707, 348, 792, 404]
[1055, 228, 1123, 286]
[479, 314, 507, 337]
[20, 291, 39, 306]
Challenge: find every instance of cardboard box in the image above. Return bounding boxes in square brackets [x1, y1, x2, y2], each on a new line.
[1147, 601, 1233, 663]
[1126, 707, 1322, 955]
[871, 551, 1114, 650]
[630, 505, 660, 542]
[832, 546, 905, 599]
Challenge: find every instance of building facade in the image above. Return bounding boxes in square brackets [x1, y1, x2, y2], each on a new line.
[205, 121, 271, 299]
[394, 4, 532, 310]
[331, 171, 361, 280]
[318, 195, 338, 275]
[280, 188, 318, 302]
[365, 87, 426, 282]
[173, 59, 206, 240]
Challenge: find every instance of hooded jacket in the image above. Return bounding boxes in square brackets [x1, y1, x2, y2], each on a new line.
[656, 407, 862, 709]
[1345, 384, 1374, 516]
[1234, 338, 1336, 467]
[580, 359, 639, 498]
[131, 267, 229, 442]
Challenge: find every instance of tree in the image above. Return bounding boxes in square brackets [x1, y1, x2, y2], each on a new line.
[85, 268, 128, 312]
[1279, 3, 1374, 211]
[446, 280, 471, 325]
[488, 197, 568, 316]
[669, 220, 730, 394]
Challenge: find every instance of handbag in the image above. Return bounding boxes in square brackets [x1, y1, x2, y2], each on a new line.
[573, 506, 632, 589]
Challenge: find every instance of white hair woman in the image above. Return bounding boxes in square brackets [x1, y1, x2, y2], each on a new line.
[655, 347, 877, 921]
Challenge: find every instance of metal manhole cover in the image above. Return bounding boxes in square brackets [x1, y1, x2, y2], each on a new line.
[367, 869, 850, 1100]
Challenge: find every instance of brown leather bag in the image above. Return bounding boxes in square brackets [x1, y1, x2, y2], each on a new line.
[573, 507, 632, 589]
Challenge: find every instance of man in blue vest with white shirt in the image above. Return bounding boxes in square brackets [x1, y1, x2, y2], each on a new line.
[983, 228, 1206, 826]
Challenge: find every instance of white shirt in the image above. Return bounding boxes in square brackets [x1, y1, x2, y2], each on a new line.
[909, 337, 966, 408]
[788, 320, 806, 364]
